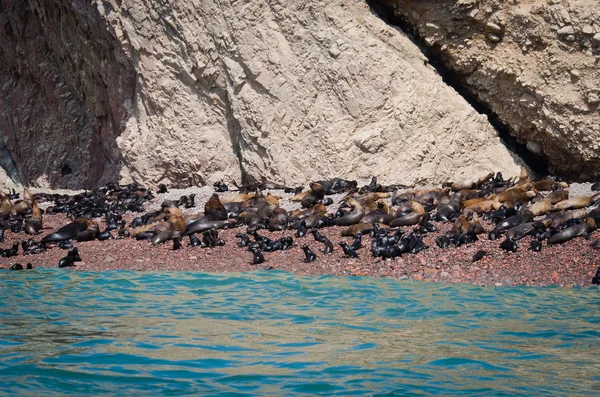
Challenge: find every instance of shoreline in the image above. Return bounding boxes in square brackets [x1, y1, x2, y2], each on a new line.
[2, 210, 598, 288]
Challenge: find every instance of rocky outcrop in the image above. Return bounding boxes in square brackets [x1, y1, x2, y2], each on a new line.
[0, 0, 521, 190]
[0, 0, 136, 189]
[377, 0, 600, 180]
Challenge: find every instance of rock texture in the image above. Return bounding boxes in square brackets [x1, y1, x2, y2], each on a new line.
[378, 0, 600, 180]
[0, 0, 521, 190]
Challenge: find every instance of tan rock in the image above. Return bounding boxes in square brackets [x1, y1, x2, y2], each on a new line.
[0, 0, 521, 189]
[382, 0, 600, 179]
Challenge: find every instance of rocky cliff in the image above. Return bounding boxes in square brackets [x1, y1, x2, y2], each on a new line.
[0, 0, 522, 189]
[378, 0, 600, 180]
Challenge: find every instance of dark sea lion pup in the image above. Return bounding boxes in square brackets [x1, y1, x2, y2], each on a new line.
[301, 245, 317, 262]
[339, 241, 359, 258]
[592, 267, 600, 285]
[250, 247, 264, 265]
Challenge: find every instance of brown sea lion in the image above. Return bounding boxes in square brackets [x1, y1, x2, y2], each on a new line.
[552, 196, 593, 212]
[526, 199, 552, 217]
[516, 167, 531, 186]
[341, 222, 378, 237]
[289, 203, 327, 220]
[532, 180, 568, 192]
[333, 198, 364, 226]
[265, 193, 281, 207]
[268, 208, 289, 231]
[462, 197, 487, 208]
[75, 220, 100, 242]
[133, 208, 185, 237]
[396, 200, 425, 217]
[491, 189, 536, 205]
[391, 190, 415, 206]
[452, 216, 471, 235]
[463, 200, 501, 216]
[547, 189, 569, 205]
[290, 191, 309, 202]
[415, 189, 443, 206]
[0, 192, 12, 218]
[205, 193, 228, 220]
[451, 172, 493, 191]
[24, 202, 43, 235]
[219, 193, 254, 204]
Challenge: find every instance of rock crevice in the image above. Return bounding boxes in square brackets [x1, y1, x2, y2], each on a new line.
[374, 0, 600, 180]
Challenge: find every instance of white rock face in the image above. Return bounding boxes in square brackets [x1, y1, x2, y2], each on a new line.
[0, 0, 520, 189]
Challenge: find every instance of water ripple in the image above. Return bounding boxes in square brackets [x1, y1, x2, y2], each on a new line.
[1, 269, 599, 396]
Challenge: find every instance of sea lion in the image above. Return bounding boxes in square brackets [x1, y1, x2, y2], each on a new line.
[548, 218, 596, 245]
[462, 197, 487, 208]
[451, 172, 493, 191]
[492, 211, 535, 235]
[219, 193, 254, 204]
[204, 193, 228, 220]
[41, 219, 89, 244]
[526, 199, 552, 217]
[463, 200, 501, 216]
[75, 220, 100, 242]
[151, 230, 179, 245]
[360, 212, 395, 225]
[332, 198, 364, 226]
[389, 212, 423, 227]
[505, 222, 545, 241]
[185, 219, 236, 235]
[341, 222, 379, 237]
[301, 245, 317, 262]
[250, 248, 265, 265]
[452, 216, 471, 235]
[23, 202, 43, 235]
[491, 189, 536, 205]
[434, 193, 462, 222]
[515, 167, 531, 187]
[391, 190, 415, 206]
[0, 192, 12, 218]
[532, 180, 568, 192]
[133, 207, 186, 237]
[547, 189, 569, 205]
[268, 208, 288, 231]
[415, 189, 443, 207]
[395, 200, 425, 217]
[339, 241, 359, 258]
[550, 210, 586, 228]
[289, 203, 327, 221]
[552, 196, 593, 211]
[292, 213, 327, 229]
[500, 238, 518, 252]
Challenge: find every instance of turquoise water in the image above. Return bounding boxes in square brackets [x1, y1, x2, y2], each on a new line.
[1, 270, 599, 396]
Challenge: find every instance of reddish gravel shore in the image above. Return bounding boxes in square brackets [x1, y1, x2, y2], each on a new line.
[1, 212, 599, 287]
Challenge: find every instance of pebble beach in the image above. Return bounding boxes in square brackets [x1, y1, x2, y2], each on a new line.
[2, 183, 599, 287]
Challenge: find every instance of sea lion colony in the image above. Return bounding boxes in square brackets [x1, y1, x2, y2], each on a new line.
[1, 169, 600, 284]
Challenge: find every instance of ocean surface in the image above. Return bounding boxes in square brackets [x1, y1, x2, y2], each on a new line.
[0, 269, 599, 396]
